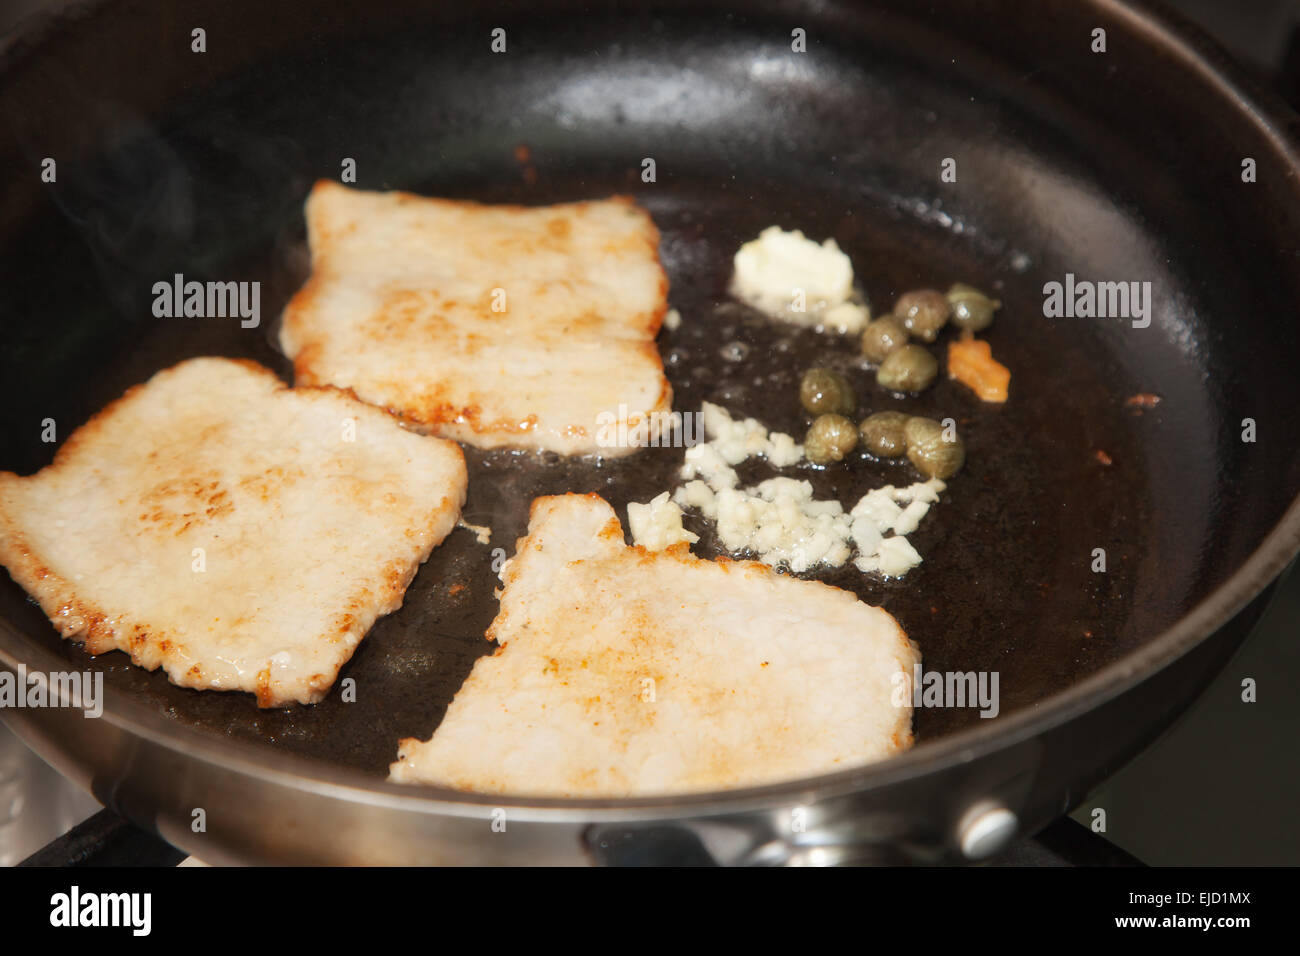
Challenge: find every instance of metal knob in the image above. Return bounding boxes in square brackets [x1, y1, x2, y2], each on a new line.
[959, 805, 1019, 860]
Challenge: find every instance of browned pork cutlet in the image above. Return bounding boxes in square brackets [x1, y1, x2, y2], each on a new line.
[390, 493, 920, 796]
[280, 181, 673, 456]
[0, 357, 467, 706]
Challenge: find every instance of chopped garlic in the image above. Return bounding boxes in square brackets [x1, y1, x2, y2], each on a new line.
[823, 301, 871, 334]
[673, 479, 718, 518]
[847, 480, 945, 576]
[892, 480, 945, 505]
[712, 479, 853, 572]
[851, 488, 904, 530]
[856, 536, 924, 577]
[627, 492, 698, 551]
[681, 442, 739, 490]
[850, 514, 884, 555]
[691, 402, 803, 472]
[663, 307, 682, 331]
[893, 499, 933, 536]
[766, 431, 804, 468]
[669, 403, 945, 578]
[850, 480, 946, 534]
[732, 226, 863, 330]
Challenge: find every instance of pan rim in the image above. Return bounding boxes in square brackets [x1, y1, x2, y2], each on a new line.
[2, 0, 1300, 822]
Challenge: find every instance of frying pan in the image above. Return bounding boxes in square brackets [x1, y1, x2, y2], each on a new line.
[1, 0, 1299, 865]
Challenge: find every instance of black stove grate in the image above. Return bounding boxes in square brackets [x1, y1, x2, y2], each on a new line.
[18, 809, 184, 868]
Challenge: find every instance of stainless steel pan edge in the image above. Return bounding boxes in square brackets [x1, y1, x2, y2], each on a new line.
[2, 0, 1300, 864]
[0, 527, 1290, 864]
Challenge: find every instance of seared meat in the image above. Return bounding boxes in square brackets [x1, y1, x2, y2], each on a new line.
[390, 493, 919, 796]
[0, 358, 467, 706]
[279, 182, 672, 456]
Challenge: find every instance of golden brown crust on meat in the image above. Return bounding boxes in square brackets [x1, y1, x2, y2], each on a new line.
[280, 183, 672, 456]
[391, 493, 919, 796]
[0, 358, 467, 707]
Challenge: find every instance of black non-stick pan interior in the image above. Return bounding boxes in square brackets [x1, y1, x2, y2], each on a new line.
[2, 0, 1298, 780]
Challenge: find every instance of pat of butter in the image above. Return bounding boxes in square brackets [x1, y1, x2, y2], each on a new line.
[733, 226, 855, 319]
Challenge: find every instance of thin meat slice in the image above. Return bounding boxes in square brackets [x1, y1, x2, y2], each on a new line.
[389, 493, 919, 796]
[279, 181, 672, 456]
[0, 357, 467, 707]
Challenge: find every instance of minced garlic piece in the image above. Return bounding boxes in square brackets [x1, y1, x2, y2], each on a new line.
[627, 492, 698, 551]
[848, 480, 945, 576]
[694, 402, 803, 469]
[856, 535, 925, 577]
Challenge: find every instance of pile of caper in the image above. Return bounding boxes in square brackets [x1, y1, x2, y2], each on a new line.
[798, 368, 966, 478]
[797, 283, 994, 475]
[859, 411, 965, 478]
[860, 283, 1000, 393]
[799, 368, 860, 464]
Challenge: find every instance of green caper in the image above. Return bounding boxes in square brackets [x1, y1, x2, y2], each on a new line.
[947, 283, 1001, 332]
[858, 411, 911, 458]
[893, 289, 951, 343]
[903, 416, 965, 479]
[805, 413, 859, 465]
[860, 316, 909, 363]
[799, 367, 856, 416]
[876, 344, 938, 393]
